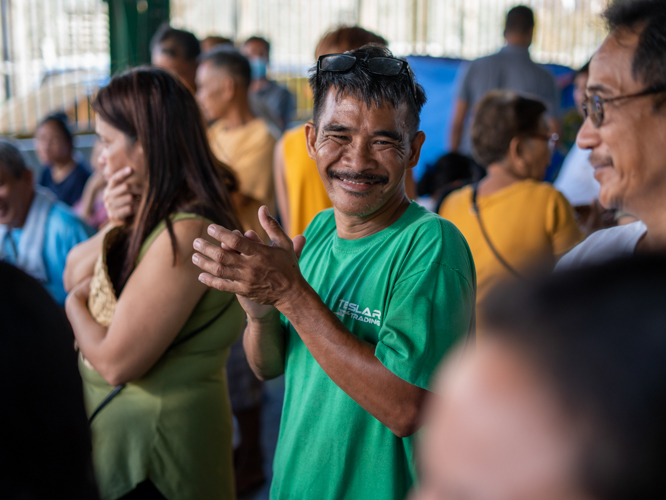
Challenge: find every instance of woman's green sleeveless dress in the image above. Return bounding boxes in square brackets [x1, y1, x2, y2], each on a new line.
[80, 214, 246, 500]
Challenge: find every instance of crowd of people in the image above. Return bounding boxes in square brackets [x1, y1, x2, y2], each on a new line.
[1, 0, 666, 499]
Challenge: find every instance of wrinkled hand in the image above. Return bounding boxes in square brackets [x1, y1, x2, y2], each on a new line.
[192, 206, 307, 319]
[103, 166, 141, 226]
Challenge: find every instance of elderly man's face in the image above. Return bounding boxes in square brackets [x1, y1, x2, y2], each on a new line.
[577, 29, 666, 213]
[411, 341, 589, 500]
[305, 90, 424, 218]
[0, 165, 33, 228]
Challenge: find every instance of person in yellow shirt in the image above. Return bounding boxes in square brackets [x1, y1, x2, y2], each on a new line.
[275, 26, 418, 238]
[195, 48, 274, 494]
[274, 124, 332, 237]
[196, 48, 276, 242]
[440, 90, 582, 328]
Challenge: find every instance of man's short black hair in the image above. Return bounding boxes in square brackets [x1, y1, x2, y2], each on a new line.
[244, 36, 270, 57]
[603, 0, 666, 93]
[198, 48, 252, 90]
[505, 5, 535, 35]
[150, 23, 201, 63]
[483, 255, 666, 500]
[309, 44, 426, 138]
[0, 140, 28, 179]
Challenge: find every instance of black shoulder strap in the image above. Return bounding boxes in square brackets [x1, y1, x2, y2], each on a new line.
[88, 298, 236, 425]
[471, 183, 525, 281]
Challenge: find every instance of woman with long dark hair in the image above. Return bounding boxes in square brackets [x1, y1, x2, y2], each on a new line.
[63, 67, 245, 500]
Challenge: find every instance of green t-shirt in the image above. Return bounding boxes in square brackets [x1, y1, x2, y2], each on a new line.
[271, 202, 476, 500]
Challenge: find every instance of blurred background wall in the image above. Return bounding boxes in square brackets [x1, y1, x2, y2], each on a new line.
[0, 0, 609, 176]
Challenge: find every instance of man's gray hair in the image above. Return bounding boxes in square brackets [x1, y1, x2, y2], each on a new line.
[0, 140, 27, 178]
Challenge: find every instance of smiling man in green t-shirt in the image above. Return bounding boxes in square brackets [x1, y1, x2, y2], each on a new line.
[193, 44, 476, 500]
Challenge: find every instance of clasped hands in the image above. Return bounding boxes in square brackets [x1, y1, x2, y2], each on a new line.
[192, 206, 307, 319]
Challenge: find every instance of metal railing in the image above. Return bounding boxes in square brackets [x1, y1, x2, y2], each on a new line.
[0, 0, 609, 135]
[172, 0, 610, 120]
[0, 0, 109, 136]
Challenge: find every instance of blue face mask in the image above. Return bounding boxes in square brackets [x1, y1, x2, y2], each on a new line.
[249, 58, 268, 80]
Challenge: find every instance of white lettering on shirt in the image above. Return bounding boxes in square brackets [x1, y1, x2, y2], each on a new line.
[336, 299, 381, 326]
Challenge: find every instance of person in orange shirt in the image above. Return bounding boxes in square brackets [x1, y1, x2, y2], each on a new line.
[197, 49, 276, 243]
[440, 90, 582, 328]
[195, 48, 274, 493]
[274, 26, 416, 238]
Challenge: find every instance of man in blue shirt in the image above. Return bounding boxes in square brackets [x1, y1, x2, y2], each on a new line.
[0, 141, 93, 306]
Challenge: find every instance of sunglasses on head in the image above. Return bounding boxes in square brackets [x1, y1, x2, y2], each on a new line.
[316, 53, 418, 102]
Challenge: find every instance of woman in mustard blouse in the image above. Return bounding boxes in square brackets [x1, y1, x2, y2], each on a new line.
[440, 90, 582, 328]
[63, 68, 245, 499]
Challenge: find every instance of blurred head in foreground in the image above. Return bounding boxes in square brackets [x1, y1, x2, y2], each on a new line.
[0, 262, 98, 498]
[413, 255, 666, 500]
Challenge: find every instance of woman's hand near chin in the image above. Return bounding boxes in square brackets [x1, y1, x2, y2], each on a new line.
[103, 166, 142, 226]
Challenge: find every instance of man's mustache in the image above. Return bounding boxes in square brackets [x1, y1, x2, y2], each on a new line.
[328, 170, 389, 184]
[589, 153, 614, 168]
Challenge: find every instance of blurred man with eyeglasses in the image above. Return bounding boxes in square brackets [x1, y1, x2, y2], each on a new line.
[192, 44, 476, 500]
[557, 0, 666, 270]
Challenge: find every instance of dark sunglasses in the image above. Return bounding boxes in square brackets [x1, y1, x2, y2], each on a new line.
[582, 85, 666, 128]
[316, 53, 418, 101]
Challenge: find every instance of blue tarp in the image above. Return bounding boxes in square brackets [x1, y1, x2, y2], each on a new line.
[407, 55, 577, 182]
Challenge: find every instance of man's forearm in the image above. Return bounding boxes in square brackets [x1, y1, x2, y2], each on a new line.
[243, 309, 286, 380]
[278, 286, 427, 438]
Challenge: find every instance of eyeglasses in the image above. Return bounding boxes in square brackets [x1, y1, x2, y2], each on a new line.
[524, 132, 559, 153]
[316, 53, 418, 101]
[582, 86, 666, 128]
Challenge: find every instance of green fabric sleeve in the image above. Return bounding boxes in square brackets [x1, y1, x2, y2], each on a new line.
[375, 262, 475, 390]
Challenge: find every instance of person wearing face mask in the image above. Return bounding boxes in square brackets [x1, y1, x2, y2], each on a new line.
[240, 36, 295, 135]
[440, 90, 582, 331]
